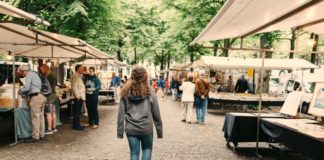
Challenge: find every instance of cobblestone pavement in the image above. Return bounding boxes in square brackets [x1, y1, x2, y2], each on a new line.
[0, 96, 310, 160]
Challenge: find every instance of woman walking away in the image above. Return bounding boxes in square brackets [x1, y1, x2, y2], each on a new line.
[117, 66, 163, 160]
[85, 67, 101, 129]
[179, 75, 195, 123]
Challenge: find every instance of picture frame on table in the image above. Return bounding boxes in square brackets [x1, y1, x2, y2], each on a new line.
[308, 83, 324, 117]
[279, 91, 303, 116]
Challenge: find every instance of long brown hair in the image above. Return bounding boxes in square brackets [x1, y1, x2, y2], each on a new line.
[120, 66, 149, 98]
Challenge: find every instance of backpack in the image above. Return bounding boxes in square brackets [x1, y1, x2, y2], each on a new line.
[34, 71, 52, 96]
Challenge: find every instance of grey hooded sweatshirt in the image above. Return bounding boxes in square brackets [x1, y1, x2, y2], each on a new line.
[117, 90, 163, 138]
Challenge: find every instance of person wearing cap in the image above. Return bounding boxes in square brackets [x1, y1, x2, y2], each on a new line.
[194, 71, 210, 125]
[18, 64, 47, 142]
[71, 64, 86, 130]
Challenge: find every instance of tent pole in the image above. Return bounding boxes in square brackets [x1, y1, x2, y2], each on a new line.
[299, 69, 304, 116]
[51, 45, 54, 58]
[9, 45, 18, 147]
[32, 57, 35, 71]
[256, 51, 265, 158]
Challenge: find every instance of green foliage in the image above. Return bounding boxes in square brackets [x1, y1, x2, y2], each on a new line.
[162, 0, 226, 60]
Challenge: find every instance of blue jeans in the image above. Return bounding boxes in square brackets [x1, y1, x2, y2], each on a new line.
[86, 93, 99, 125]
[127, 134, 153, 160]
[195, 96, 207, 123]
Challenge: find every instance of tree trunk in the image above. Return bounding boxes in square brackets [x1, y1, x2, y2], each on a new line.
[189, 47, 194, 62]
[133, 47, 137, 64]
[259, 37, 272, 93]
[222, 39, 230, 57]
[117, 38, 124, 61]
[117, 49, 122, 62]
[160, 55, 164, 71]
[310, 34, 319, 73]
[289, 29, 296, 59]
[213, 42, 218, 56]
[166, 52, 171, 80]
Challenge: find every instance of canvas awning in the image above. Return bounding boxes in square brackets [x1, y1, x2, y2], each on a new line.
[170, 61, 205, 71]
[0, 23, 113, 59]
[170, 62, 192, 71]
[200, 56, 318, 70]
[76, 59, 105, 66]
[0, 1, 50, 26]
[191, 0, 324, 45]
[107, 59, 126, 67]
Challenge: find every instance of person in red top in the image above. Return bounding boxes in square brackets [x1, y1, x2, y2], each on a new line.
[152, 79, 158, 93]
[164, 79, 169, 95]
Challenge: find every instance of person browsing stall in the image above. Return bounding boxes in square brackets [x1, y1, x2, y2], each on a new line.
[110, 72, 121, 104]
[18, 65, 47, 142]
[71, 64, 86, 130]
[179, 75, 195, 123]
[235, 75, 249, 93]
[226, 75, 235, 92]
[195, 72, 210, 125]
[85, 67, 101, 129]
[42, 64, 58, 135]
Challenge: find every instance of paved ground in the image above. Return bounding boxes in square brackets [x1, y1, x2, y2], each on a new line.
[0, 96, 311, 160]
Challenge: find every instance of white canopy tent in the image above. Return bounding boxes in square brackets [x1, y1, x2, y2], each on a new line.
[0, 1, 50, 26]
[107, 59, 126, 67]
[189, 0, 324, 155]
[170, 62, 192, 71]
[200, 56, 318, 70]
[0, 23, 113, 59]
[190, 0, 324, 45]
[77, 59, 105, 66]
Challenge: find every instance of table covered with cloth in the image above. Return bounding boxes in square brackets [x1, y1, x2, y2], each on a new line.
[222, 112, 284, 147]
[209, 93, 286, 107]
[261, 118, 324, 160]
[0, 98, 62, 139]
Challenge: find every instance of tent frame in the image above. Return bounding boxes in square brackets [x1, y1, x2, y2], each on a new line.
[241, 0, 322, 37]
[1, 30, 112, 148]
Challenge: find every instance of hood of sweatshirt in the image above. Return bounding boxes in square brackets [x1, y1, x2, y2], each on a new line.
[127, 95, 147, 104]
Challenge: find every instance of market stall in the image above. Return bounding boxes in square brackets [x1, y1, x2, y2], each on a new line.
[0, 21, 113, 145]
[209, 93, 286, 110]
[201, 56, 317, 111]
[0, 1, 51, 145]
[191, 0, 324, 157]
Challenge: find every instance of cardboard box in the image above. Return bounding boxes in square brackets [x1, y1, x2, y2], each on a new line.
[0, 98, 19, 108]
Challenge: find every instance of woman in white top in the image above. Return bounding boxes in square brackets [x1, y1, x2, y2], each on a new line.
[179, 75, 195, 123]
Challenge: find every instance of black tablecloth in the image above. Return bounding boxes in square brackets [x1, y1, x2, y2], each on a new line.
[0, 109, 14, 145]
[222, 113, 284, 146]
[261, 119, 324, 160]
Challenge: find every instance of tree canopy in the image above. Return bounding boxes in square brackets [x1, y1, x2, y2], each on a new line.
[0, 0, 323, 68]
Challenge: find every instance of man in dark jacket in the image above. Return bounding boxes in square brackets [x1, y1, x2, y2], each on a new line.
[235, 75, 249, 93]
